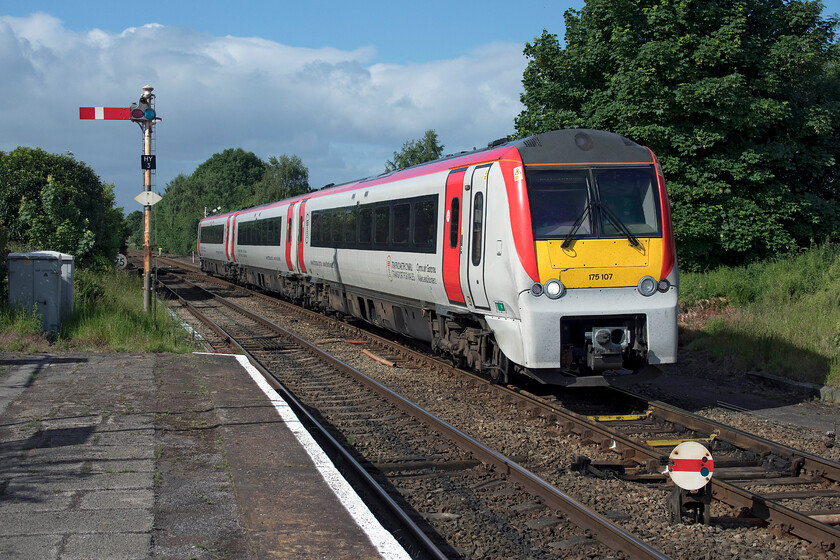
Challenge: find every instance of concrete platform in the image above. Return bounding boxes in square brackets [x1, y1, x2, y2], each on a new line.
[0, 352, 408, 559]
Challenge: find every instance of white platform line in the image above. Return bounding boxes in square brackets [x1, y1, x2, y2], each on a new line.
[210, 353, 411, 560]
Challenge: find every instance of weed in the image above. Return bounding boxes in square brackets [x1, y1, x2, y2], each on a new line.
[194, 492, 214, 505]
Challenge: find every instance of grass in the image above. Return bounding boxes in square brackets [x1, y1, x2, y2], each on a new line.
[0, 268, 196, 354]
[679, 243, 840, 387]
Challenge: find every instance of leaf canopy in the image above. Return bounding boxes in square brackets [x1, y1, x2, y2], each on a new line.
[516, 0, 840, 270]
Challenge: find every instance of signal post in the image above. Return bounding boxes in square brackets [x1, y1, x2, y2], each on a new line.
[80, 85, 160, 312]
[133, 86, 158, 312]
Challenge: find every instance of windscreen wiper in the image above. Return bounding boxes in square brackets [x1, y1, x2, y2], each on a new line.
[598, 202, 641, 248]
[561, 202, 592, 249]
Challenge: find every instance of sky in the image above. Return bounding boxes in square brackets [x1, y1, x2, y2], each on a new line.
[2, 0, 839, 214]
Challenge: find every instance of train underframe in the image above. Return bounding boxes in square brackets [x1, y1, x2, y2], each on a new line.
[201, 259, 654, 386]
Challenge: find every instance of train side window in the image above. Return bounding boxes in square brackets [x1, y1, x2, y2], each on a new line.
[413, 198, 436, 249]
[311, 212, 322, 244]
[321, 211, 332, 245]
[374, 206, 390, 245]
[331, 209, 343, 244]
[393, 203, 410, 245]
[344, 208, 357, 244]
[358, 207, 372, 245]
[449, 198, 460, 249]
[471, 193, 484, 266]
[205, 225, 224, 244]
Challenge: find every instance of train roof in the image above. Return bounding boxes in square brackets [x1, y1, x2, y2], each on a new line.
[513, 129, 653, 166]
[199, 129, 653, 222]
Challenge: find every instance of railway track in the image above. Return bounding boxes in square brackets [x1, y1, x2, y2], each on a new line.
[150, 255, 840, 558]
[587, 391, 840, 553]
[155, 268, 669, 559]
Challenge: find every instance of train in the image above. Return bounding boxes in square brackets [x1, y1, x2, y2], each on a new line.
[198, 129, 678, 386]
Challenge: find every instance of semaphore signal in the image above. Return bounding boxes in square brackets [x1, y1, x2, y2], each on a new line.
[80, 85, 160, 313]
[79, 107, 131, 120]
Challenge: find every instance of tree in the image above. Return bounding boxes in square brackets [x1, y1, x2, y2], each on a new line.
[385, 130, 445, 172]
[516, 0, 840, 271]
[251, 155, 310, 206]
[19, 176, 95, 259]
[0, 147, 127, 266]
[154, 149, 269, 254]
[191, 148, 267, 211]
[125, 210, 144, 250]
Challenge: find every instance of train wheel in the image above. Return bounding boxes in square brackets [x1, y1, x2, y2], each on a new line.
[488, 352, 510, 385]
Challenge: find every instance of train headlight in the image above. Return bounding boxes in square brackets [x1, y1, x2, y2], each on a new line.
[530, 282, 544, 297]
[544, 279, 566, 299]
[657, 279, 671, 293]
[638, 276, 657, 297]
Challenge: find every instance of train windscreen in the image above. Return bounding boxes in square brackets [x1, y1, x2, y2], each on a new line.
[526, 167, 661, 241]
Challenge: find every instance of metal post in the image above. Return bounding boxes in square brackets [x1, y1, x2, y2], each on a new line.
[142, 85, 154, 313]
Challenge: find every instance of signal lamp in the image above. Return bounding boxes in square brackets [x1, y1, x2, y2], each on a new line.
[130, 98, 155, 121]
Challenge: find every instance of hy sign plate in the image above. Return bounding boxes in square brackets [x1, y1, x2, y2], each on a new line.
[141, 155, 156, 170]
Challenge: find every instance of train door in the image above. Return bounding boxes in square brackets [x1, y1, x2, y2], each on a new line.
[226, 213, 239, 262]
[285, 204, 296, 271]
[442, 169, 467, 305]
[297, 199, 308, 273]
[463, 165, 491, 310]
[224, 217, 232, 261]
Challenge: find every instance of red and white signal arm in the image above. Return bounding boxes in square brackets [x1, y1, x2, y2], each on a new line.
[668, 441, 714, 490]
[79, 107, 131, 120]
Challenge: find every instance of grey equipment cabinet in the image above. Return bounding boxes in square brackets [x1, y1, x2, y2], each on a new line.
[7, 251, 75, 334]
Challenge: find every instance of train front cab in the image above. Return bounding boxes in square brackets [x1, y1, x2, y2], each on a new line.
[515, 154, 678, 386]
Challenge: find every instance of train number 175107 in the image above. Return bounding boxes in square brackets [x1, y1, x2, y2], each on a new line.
[589, 273, 613, 281]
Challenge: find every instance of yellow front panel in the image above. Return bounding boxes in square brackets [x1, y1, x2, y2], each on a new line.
[536, 238, 664, 288]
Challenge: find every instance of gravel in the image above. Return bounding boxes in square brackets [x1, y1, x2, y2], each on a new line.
[167, 278, 840, 559]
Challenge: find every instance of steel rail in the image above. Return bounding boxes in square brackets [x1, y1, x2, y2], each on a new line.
[624, 393, 840, 552]
[156, 278, 450, 560]
[711, 479, 840, 553]
[165, 276, 673, 560]
[158, 264, 840, 552]
[626, 391, 840, 483]
[489, 382, 840, 552]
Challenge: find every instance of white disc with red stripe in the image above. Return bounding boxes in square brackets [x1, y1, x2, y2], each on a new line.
[668, 441, 714, 490]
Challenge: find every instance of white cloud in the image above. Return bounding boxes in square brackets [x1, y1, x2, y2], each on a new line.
[0, 14, 526, 211]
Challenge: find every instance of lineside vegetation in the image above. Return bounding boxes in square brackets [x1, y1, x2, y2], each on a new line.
[0, 269, 196, 354]
[680, 243, 840, 387]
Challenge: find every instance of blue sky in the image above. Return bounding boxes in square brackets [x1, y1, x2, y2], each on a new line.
[1, 1, 585, 63]
[1, 1, 839, 214]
